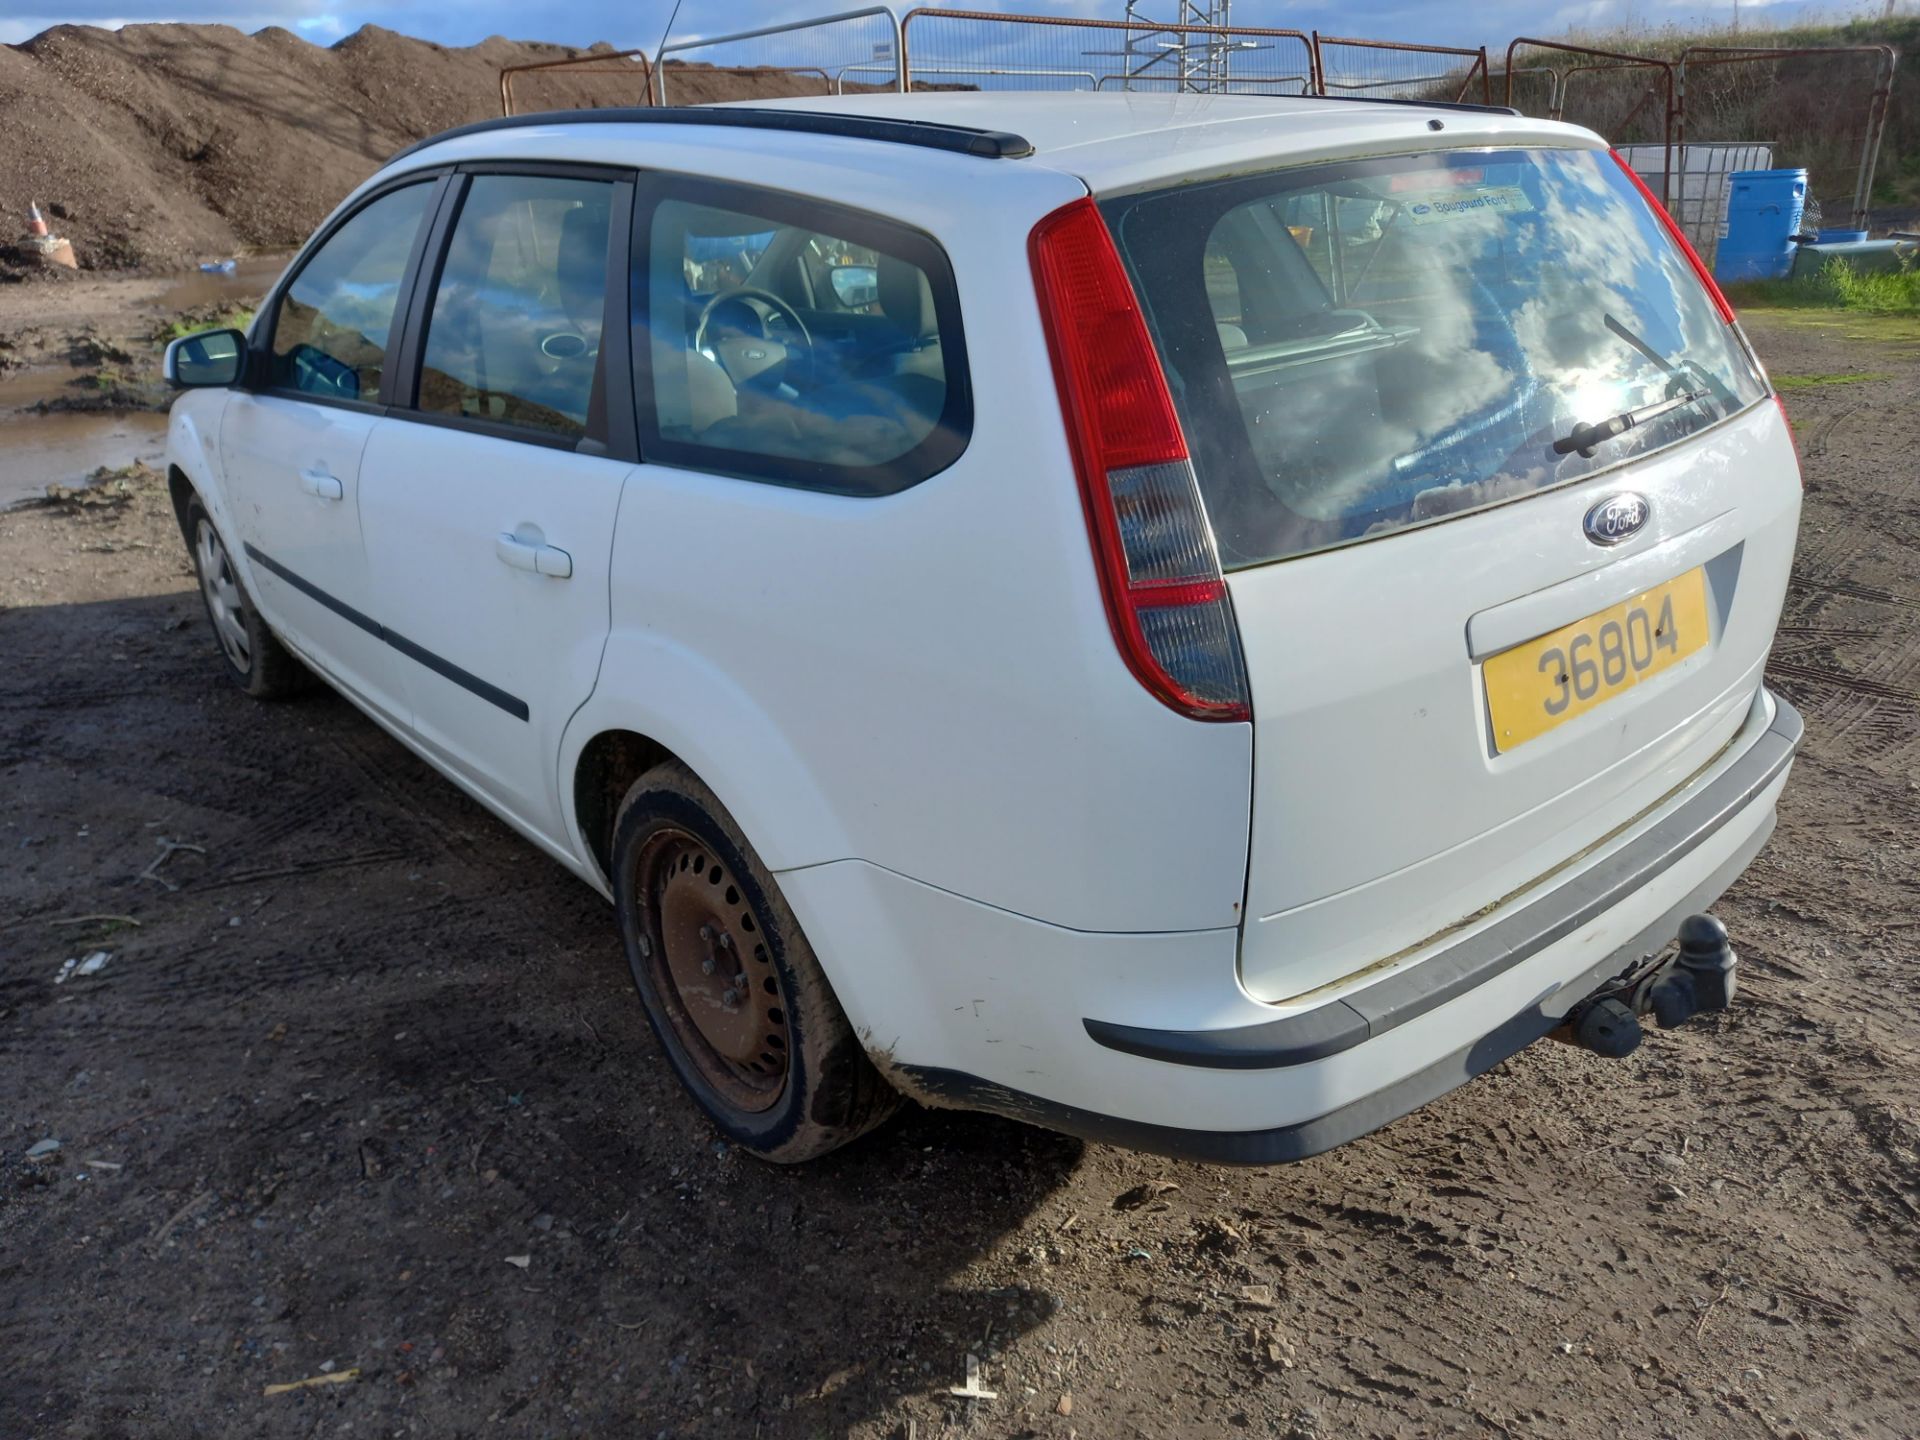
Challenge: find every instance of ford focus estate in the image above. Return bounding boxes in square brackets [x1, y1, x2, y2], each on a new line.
[162, 93, 1802, 1163]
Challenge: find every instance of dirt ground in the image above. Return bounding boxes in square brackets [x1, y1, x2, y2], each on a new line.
[1, 306, 1916, 1440]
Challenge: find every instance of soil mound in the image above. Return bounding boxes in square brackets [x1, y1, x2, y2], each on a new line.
[0, 23, 882, 278]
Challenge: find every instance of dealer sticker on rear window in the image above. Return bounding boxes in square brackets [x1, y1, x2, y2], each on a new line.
[1401, 186, 1535, 224]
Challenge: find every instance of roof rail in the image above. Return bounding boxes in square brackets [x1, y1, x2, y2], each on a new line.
[1301, 90, 1519, 117]
[388, 105, 1034, 164]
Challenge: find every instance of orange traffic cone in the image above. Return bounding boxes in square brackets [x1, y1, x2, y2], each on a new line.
[26, 202, 77, 269]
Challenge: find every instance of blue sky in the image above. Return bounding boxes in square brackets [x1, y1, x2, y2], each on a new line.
[0, 0, 1865, 53]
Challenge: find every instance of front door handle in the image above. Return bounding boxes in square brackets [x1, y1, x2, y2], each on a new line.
[299, 467, 343, 501]
[495, 530, 573, 579]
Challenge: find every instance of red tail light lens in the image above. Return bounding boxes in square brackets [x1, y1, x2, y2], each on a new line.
[1030, 198, 1250, 723]
[1774, 392, 1803, 486]
[1610, 149, 1738, 326]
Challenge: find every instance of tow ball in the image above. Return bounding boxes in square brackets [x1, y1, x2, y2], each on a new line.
[1555, 914, 1739, 1060]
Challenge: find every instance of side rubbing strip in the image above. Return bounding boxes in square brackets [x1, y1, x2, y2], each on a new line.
[243, 543, 530, 722]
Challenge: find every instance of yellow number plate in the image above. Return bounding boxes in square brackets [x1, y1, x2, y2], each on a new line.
[1484, 568, 1710, 753]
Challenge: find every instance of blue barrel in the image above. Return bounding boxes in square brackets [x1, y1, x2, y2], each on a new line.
[1714, 168, 1807, 283]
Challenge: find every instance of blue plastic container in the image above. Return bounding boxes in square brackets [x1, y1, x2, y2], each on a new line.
[1714, 168, 1808, 283]
[1816, 228, 1869, 244]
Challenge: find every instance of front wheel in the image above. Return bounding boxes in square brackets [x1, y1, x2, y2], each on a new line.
[184, 496, 307, 700]
[611, 763, 899, 1163]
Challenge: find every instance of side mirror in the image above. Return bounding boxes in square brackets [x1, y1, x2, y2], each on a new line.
[164, 327, 247, 388]
[829, 263, 879, 310]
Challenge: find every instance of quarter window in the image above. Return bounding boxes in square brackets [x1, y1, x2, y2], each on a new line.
[417, 174, 616, 440]
[269, 182, 434, 404]
[637, 180, 970, 495]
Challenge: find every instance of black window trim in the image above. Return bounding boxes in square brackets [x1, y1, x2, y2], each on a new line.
[386, 160, 640, 462]
[248, 167, 455, 417]
[629, 171, 973, 498]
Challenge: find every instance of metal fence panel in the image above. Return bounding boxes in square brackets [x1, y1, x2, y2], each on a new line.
[900, 8, 1315, 95]
[499, 49, 654, 116]
[657, 6, 904, 104]
[1312, 34, 1490, 104]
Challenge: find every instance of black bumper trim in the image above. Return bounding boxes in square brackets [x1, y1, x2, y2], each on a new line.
[1084, 691, 1802, 1072]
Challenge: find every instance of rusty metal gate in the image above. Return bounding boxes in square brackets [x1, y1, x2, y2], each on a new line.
[1312, 34, 1491, 105]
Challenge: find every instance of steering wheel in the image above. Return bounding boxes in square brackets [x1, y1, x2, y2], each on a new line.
[693, 286, 813, 389]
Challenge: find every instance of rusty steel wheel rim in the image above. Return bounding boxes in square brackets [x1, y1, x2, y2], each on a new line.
[636, 828, 791, 1113]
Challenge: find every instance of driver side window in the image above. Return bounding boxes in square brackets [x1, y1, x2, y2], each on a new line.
[269, 182, 434, 404]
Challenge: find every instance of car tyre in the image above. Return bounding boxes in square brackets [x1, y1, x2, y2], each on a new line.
[612, 762, 900, 1162]
[184, 496, 308, 700]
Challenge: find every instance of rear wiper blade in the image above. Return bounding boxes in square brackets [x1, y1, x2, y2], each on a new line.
[1552, 388, 1709, 458]
[1604, 312, 1681, 376]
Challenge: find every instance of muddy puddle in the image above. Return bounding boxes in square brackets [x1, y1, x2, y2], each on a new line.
[0, 254, 294, 509]
[0, 405, 169, 508]
[154, 252, 291, 312]
[0, 357, 167, 509]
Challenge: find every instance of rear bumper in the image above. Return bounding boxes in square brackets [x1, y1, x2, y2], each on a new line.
[1086, 690, 1802, 1073]
[780, 689, 1799, 1164]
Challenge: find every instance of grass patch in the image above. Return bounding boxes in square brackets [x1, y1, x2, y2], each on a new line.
[1772, 371, 1893, 391]
[1735, 306, 1920, 348]
[153, 306, 255, 343]
[1724, 259, 1920, 318]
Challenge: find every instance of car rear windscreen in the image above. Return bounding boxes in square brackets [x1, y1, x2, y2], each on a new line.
[1105, 147, 1769, 569]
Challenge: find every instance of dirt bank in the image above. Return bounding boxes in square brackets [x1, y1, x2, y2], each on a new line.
[0, 315, 1916, 1438]
[0, 23, 915, 280]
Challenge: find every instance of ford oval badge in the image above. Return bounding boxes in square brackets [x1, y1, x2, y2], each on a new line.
[1584, 493, 1649, 547]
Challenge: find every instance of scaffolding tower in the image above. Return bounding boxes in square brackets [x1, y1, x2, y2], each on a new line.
[1111, 1, 1261, 92]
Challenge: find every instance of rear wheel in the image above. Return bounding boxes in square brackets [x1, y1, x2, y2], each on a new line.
[184, 497, 306, 700]
[611, 763, 899, 1162]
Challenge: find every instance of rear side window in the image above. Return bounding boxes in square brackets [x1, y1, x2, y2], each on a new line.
[633, 177, 971, 496]
[269, 182, 434, 404]
[1109, 148, 1769, 568]
[417, 174, 616, 439]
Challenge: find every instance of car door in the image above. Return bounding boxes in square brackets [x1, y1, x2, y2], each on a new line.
[357, 166, 636, 845]
[220, 174, 447, 725]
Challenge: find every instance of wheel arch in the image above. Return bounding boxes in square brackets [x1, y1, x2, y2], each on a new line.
[560, 642, 856, 896]
[571, 728, 679, 888]
[166, 463, 198, 545]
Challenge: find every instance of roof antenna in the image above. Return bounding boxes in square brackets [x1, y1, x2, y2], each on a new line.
[650, 0, 685, 103]
[655, 0, 686, 62]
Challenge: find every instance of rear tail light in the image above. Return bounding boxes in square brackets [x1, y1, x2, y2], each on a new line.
[1029, 197, 1250, 723]
[1609, 149, 1738, 326]
[1774, 392, 1803, 486]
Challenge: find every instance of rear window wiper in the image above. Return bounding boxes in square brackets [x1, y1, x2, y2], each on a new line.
[1552, 387, 1709, 457]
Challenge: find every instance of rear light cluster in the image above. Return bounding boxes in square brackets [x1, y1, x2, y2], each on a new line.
[1029, 198, 1251, 723]
[1609, 149, 1801, 485]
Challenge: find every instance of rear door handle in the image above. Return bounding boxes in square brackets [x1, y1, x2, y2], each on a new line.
[495, 531, 573, 579]
[299, 467, 343, 501]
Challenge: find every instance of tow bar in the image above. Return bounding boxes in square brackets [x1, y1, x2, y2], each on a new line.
[1554, 914, 1739, 1059]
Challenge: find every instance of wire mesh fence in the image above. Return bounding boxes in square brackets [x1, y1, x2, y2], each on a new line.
[1675, 46, 1897, 229]
[486, 7, 1902, 236]
[499, 49, 654, 115]
[1312, 35, 1489, 104]
[656, 6, 903, 104]
[899, 9, 1315, 95]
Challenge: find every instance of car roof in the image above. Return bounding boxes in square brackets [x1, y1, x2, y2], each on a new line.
[394, 92, 1601, 200]
[718, 92, 1601, 193]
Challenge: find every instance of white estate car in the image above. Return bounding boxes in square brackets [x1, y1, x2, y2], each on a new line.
[162, 93, 1802, 1164]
